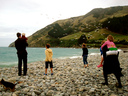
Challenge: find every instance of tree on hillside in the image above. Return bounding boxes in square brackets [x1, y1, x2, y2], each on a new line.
[48, 23, 73, 38]
[78, 34, 87, 44]
[102, 15, 128, 34]
[48, 23, 64, 38]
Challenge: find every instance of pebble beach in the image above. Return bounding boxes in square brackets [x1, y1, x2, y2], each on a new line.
[0, 51, 128, 96]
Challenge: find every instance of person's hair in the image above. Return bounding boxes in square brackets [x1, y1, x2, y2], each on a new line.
[107, 35, 114, 42]
[82, 43, 86, 48]
[46, 43, 50, 48]
[17, 32, 21, 37]
[22, 33, 25, 36]
[101, 40, 105, 45]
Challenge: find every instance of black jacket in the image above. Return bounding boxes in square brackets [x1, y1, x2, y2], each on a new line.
[15, 38, 28, 55]
[82, 48, 88, 56]
[102, 45, 122, 76]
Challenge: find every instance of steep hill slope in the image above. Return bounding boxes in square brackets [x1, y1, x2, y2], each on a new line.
[9, 6, 128, 47]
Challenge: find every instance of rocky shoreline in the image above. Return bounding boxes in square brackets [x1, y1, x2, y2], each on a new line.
[0, 51, 128, 96]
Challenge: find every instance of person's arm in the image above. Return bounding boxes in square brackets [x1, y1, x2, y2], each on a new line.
[45, 50, 49, 61]
[51, 51, 53, 57]
[15, 40, 19, 50]
[87, 48, 88, 55]
[23, 39, 28, 47]
[82, 48, 84, 56]
[15, 41, 17, 50]
[26, 42, 28, 47]
[101, 41, 107, 50]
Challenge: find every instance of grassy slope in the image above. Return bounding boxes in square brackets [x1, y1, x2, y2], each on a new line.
[60, 29, 128, 41]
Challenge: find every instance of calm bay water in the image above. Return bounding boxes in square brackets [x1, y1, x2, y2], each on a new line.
[0, 47, 99, 67]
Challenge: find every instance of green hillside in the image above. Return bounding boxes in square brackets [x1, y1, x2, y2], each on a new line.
[9, 6, 128, 48]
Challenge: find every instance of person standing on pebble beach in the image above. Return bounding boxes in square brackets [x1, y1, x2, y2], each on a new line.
[44, 43, 53, 75]
[82, 43, 88, 68]
[101, 35, 122, 88]
[15, 32, 28, 76]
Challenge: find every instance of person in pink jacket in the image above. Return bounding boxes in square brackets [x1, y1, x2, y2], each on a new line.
[101, 35, 122, 88]
[101, 35, 117, 51]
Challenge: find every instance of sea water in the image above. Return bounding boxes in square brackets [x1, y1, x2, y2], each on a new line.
[0, 47, 99, 67]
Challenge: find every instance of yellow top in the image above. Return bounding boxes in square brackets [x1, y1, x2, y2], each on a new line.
[45, 48, 53, 61]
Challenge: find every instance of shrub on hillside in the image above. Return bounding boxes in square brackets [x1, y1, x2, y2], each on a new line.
[102, 15, 128, 34]
[48, 23, 73, 38]
[78, 34, 87, 44]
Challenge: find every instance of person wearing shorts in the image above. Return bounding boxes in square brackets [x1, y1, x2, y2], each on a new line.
[44, 43, 53, 75]
[45, 61, 53, 69]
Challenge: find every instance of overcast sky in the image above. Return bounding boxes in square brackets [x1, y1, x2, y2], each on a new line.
[0, 0, 128, 46]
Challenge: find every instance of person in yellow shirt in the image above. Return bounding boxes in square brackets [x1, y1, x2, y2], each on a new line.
[44, 43, 53, 75]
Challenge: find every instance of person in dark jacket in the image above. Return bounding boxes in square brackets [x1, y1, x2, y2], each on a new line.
[82, 43, 88, 68]
[102, 35, 123, 88]
[15, 32, 28, 76]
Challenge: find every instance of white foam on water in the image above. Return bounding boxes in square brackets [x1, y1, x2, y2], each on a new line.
[69, 56, 82, 59]
[89, 53, 100, 56]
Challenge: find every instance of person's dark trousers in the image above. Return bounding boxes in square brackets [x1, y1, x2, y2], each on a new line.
[18, 54, 27, 76]
[103, 71, 122, 87]
[83, 55, 88, 64]
[114, 72, 122, 87]
[103, 72, 108, 85]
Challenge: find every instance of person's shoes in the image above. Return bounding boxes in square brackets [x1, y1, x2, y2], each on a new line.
[51, 73, 53, 75]
[97, 64, 103, 68]
[23, 74, 27, 76]
[102, 82, 108, 85]
[117, 85, 122, 88]
[116, 83, 122, 88]
[120, 73, 124, 77]
[44, 73, 47, 75]
[18, 74, 21, 76]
